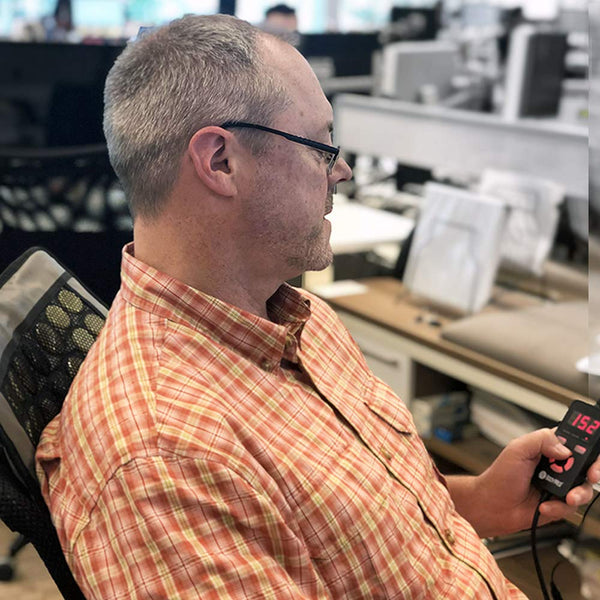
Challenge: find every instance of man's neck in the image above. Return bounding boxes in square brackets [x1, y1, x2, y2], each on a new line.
[134, 229, 283, 321]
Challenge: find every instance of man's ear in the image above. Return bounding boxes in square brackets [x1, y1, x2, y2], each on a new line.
[187, 127, 238, 196]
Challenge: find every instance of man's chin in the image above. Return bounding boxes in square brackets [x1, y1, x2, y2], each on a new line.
[307, 249, 334, 274]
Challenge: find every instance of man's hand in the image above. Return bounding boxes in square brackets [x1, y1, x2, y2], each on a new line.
[447, 428, 600, 538]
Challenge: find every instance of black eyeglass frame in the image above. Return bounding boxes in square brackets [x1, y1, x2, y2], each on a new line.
[221, 121, 340, 174]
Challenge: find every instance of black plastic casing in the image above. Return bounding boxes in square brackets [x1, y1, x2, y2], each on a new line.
[533, 400, 600, 499]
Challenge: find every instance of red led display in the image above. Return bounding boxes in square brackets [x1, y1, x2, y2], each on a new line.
[568, 410, 600, 436]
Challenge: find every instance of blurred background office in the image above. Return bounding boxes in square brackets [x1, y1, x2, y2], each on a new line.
[0, 2, 596, 598]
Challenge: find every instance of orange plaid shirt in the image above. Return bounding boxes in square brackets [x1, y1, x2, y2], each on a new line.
[37, 245, 526, 599]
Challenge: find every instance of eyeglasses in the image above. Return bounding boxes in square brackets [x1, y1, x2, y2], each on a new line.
[221, 121, 340, 174]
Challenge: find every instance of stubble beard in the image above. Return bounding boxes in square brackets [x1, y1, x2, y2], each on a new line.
[288, 189, 334, 273]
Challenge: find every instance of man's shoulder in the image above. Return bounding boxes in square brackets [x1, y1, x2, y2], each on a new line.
[75, 292, 240, 426]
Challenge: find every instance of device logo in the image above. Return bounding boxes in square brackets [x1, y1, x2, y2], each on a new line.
[538, 471, 563, 487]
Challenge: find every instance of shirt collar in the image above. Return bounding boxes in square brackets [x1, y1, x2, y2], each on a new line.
[119, 243, 311, 370]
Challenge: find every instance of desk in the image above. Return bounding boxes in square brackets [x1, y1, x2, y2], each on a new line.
[333, 94, 588, 199]
[319, 75, 373, 95]
[320, 277, 600, 538]
[320, 277, 590, 420]
[303, 202, 413, 288]
[328, 201, 413, 254]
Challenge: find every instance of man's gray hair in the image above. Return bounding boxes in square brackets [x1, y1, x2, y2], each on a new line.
[104, 14, 290, 219]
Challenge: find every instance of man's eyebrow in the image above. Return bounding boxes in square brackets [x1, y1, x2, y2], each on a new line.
[317, 122, 333, 139]
[312, 121, 334, 141]
[316, 121, 333, 133]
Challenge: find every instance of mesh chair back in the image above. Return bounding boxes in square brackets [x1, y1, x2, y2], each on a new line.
[0, 247, 108, 599]
[0, 145, 130, 233]
[0, 145, 132, 306]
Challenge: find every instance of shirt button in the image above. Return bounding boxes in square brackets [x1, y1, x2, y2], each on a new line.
[381, 447, 393, 461]
[445, 528, 456, 545]
[261, 359, 273, 371]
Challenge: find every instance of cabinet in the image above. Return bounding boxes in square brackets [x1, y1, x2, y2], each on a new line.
[323, 277, 600, 537]
[332, 283, 579, 420]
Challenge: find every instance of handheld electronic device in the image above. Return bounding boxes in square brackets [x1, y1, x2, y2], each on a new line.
[533, 400, 600, 498]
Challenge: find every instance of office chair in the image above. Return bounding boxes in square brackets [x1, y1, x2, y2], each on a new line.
[0, 144, 129, 230]
[0, 247, 108, 599]
[0, 144, 132, 306]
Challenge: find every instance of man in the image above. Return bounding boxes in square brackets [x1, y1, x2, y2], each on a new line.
[37, 14, 598, 599]
[260, 4, 299, 47]
[263, 4, 298, 33]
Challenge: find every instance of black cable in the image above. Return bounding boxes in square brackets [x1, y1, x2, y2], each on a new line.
[549, 561, 565, 600]
[544, 491, 600, 600]
[531, 491, 552, 600]
[575, 490, 600, 542]
[534, 397, 600, 599]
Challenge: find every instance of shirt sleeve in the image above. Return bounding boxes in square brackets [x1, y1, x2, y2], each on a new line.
[70, 455, 330, 600]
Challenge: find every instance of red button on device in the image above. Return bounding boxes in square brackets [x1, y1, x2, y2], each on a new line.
[549, 456, 575, 473]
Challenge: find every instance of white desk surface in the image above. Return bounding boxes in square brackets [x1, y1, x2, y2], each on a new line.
[328, 202, 414, 254]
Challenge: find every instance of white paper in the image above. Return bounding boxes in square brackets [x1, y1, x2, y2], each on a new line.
[311, 280, 368, 299]
[404, 182, 506, 314]
[479, 169, 564, 276]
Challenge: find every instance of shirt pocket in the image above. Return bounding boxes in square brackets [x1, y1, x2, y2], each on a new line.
[362, 377, 454, 529]
[362, 376, 414, 436]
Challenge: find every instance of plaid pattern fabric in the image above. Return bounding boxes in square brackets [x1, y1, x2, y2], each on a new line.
[37, 245, 526, 599]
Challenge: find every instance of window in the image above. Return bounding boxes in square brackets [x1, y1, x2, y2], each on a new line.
[0, 0, 219, 38]
[235, 0, 328, 33]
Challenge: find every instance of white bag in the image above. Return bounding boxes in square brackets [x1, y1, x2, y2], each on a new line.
[404, 182, 507, 314]
[479, 169, 564, 276]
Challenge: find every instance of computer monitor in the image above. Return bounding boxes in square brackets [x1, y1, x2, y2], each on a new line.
[298, 33, 381, 78]
[0, 41, 124, 148]
[390, 6, 441, 41]
[502, 25, 567, 119]
[378, 40, 459, 102]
